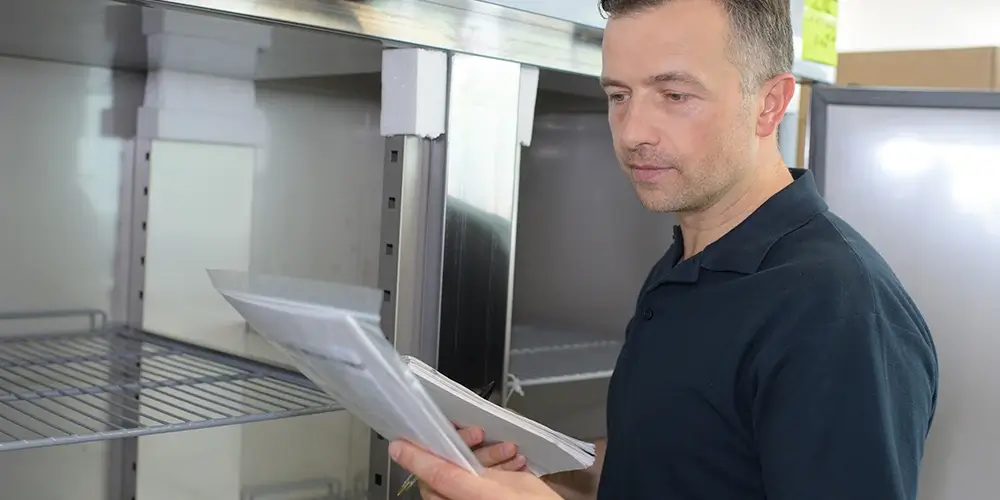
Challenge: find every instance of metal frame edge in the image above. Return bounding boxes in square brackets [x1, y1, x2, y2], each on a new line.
[807, 85, 1000, 195]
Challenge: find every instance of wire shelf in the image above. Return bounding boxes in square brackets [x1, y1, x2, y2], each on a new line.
[508, 325, 622, 388]
[0, 313, 341, 451]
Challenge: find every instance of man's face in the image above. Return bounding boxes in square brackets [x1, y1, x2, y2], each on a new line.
[602, 0, 758, 213]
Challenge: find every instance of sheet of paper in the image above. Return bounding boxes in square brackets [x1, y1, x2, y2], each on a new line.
[405, 357, 596, 476]
[210, 270, 594, 478]
[802, 0, 838, 66]
[208, 270, 482, 475]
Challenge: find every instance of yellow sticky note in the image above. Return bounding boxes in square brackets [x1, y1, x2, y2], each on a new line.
[802, 0, 838, 67]
[806, 0, 838, 16]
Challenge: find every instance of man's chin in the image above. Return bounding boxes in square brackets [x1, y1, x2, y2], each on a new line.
[634, 189, 684, 213]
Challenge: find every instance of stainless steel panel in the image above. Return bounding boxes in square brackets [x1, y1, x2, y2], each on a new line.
[437, 53, 523, 396]
[813, 91, 1000, 500]
[4, 0, 833, 83]
[136, 0, 603, 77]
[513, 109, 674, 336]
[0, 0, 383, 78]
[138, 0, 836, 83]
[481, 0, 607, 28]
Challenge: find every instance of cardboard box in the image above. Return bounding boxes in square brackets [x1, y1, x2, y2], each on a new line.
[795, 47, 1000, 167]
[836, 47, 1000, 90]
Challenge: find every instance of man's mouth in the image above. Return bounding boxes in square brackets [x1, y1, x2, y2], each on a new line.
[629, 164, 672, 182]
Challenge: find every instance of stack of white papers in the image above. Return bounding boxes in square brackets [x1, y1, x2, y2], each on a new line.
[405, 356, 596, 476]
[208, 270, 595, 477]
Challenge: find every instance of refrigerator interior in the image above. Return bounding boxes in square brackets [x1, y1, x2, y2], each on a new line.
[506, 69, 677, 439]
[0, 0, 385, 498]
[809, 87, 1000, 500]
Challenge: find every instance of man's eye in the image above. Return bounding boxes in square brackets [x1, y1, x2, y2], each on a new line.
[664, 93, 688, 102]
[608, 93, 627, 104]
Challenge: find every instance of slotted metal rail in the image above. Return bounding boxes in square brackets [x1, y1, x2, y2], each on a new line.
[0, 310, 341, 451]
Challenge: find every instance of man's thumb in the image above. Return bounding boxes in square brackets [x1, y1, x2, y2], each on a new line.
[389, 440, 493, 499]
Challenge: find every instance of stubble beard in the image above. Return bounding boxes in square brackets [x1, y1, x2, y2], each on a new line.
[626, 147, 743, 214]
[625, 111, 753, 214]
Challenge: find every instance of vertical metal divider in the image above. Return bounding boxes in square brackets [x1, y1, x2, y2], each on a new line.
[368, 53, 527, 499]
[414, 138, 448, 366]
[368, 136, 400, 500]
[368, 135, 448, 500]
[109, 139, 152, 500]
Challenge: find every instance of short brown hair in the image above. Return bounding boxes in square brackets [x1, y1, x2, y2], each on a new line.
[599, 0, 794, 93]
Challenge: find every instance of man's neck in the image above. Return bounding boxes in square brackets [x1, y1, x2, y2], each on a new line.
[677, 159, 793, 259]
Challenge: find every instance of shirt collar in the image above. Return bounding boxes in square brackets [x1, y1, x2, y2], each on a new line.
[650, 169, 827, 285]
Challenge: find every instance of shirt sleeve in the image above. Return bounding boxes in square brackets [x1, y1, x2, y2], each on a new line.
[752, 312, 938, 500]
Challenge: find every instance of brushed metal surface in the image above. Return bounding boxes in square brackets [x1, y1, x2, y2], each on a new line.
[136, 0, 604, 77]
[137, 0, 835, 82]
[513, 109, 675, 337]
[437, 53, 525, 393]
[0, 0, 384, 78]
[5, 0, 834, 82]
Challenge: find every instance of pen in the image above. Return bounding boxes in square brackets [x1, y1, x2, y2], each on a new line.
[396, 380, 496, 496]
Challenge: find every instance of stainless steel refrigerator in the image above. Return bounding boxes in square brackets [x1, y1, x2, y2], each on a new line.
[808, 86, 1000, 500]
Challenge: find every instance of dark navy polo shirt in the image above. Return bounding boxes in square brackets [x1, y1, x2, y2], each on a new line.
[597, 170, 938, 500]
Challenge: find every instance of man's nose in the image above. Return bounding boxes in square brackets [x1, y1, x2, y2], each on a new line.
[617, 100, 659, 150]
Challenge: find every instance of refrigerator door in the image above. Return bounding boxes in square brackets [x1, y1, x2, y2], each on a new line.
[811, 88, 1000, 500]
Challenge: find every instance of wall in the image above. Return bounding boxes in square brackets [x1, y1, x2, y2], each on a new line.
[508, 101, 675, 440]
[0, 54, 142, 500]
[240, 74, 385, 499]
[137, 73, 384, 500]
[0, 55, 383, 499]
[838, 0, 1000, 51]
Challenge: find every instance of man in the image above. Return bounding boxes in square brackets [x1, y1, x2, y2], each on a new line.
[391, 0, 940, 498]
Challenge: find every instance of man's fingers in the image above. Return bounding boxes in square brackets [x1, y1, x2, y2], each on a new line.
[473, 442, 518, 468]
[498, 454, 527, 471]
[389, 440, 488, 499]
[457, 426, 485, 447]
[417, 481, 445, 500]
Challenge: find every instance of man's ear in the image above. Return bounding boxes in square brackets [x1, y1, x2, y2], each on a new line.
[756, 73, 797, 138]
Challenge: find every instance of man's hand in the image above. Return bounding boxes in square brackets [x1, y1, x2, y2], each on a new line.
[390, 439, 561, 500]
[456, 426, 527, 472]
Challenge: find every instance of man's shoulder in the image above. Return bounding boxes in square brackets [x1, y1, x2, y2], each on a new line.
[749, 211, 936, 391]
[758, 210, 927, 331]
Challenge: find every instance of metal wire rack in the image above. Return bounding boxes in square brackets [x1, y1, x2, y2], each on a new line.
[508, 324, 622, 388]
[0, 310, 341, 451]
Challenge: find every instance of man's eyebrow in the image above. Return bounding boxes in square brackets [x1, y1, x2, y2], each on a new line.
[648, 71, 706, 90]
[599, 76, 626, 88]
[600, 71, 707, 91]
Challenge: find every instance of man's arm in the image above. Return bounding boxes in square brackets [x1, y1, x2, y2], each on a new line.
[754, 313, 938, 500]
[542, 438, 606, 500]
